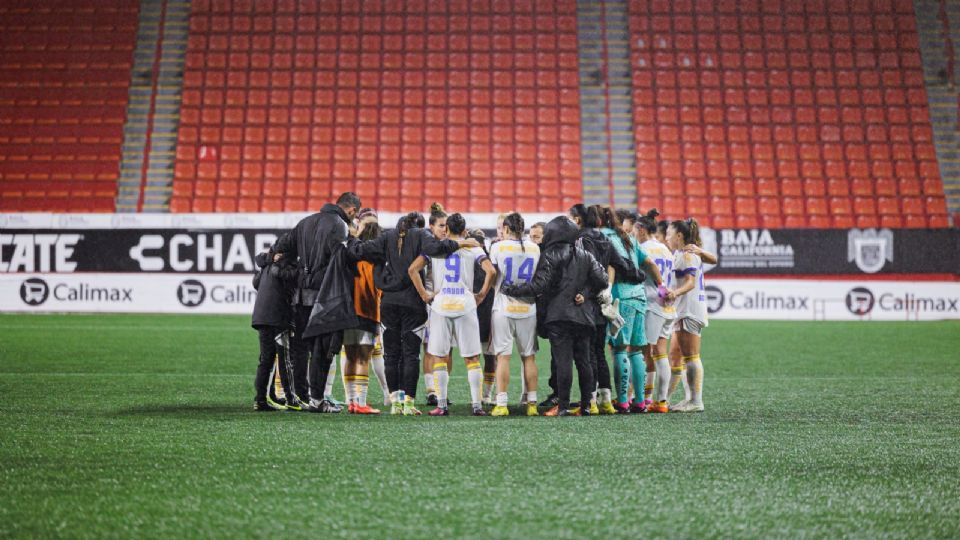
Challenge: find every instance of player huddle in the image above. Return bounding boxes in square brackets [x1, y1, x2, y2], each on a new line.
[251, 192, 712, 417]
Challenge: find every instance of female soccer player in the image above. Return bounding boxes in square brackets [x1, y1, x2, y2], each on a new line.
[665, 219, 709, 413]
[341, 219, 385, 414]
[422, 203, 448, 406]
[598, 207, 666, 413]
[502, 216, 607, 416]
[634, 209, 676, 413]
[488, 213, 541, 417]
[568, 204, 643, 414]
[408, 213, 496, 416]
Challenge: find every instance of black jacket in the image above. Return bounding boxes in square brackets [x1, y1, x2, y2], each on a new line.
[274, 203, 351, 306]
[502, 216, 607, 330]
[251, 250, 297, 330]
[374, 228, 461, 308]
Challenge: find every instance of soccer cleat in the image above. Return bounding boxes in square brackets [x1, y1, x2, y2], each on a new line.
[677, 401, 704, 413]
[568, 406, 581, 415]
[557, 408, 577, 417]
[429, 406, 449, 416]
[351, 404, 381, 415]
[526, 404, 539, 416]
[669, 399, 690, 412]
[285, 396, 305, 411]
[472, 406, 488, 416]
[539, 395, 559, 408]
[390, 401, 403, 415]
[598, 401, 617, 415]
[614, 402, 631, 414]
[543, 405, 561, 417]
[629, 400, 648, 414]
[490, 405, 509, 417]
[324, 394, 344, 407]
[254, 401, 278, 412]
[264, 395, 287, 411]
[403, 404, 423, 416]
[641, 398, 653, 409]
[307, 398, 341, 413]
[647, 401, 669, 414]
[426, 393, 439, 406]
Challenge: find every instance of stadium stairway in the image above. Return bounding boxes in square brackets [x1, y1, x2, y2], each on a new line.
[577, 0, 638, 207]
[117, 0, 189, 212]
[915, 0, 960, 222]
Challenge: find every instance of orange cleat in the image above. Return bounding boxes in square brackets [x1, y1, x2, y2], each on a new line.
[544, 405, 560, 417]
[648, 401, 669, 414]
[350, 404, 381, 415]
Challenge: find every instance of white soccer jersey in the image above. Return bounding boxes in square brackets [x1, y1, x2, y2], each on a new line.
[641, 239, 677, 318]
[489, 239, 540, 319]
[426, 246, 487, 317]
[673, 250, 708, 325]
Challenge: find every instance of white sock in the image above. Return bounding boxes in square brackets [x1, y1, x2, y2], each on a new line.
[434, 367, 449, 408]
[519, 362, 527, 402]
[681, 368, 691, 402]
[654, 356, 671, 402]
[324, 355, 338, 398]
[482, 372, 495, 401]
[467, 362, 483, 408]
[526, 390, 537, 404]
[424, 372, 435, 395]
[686, 358, 703, 405]
[357, 374, 369, 406]
[371, 352, 389, 404]
[590, 390, 598, 406]
[598, 388, 611, 404]
[496, 391, 508, 407]
[645, 370, 655, 400]
[343, 374, 356, 404]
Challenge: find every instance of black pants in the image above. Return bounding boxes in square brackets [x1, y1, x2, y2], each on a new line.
[309, 331, 343, 402]
[290, 305, 313, 399]
[546, 322, 594, 410]
[381, 303, 427, 398]
[547, 346, 558, 397]
[591, 323, 611, 391]
[255, 326, 293, 402]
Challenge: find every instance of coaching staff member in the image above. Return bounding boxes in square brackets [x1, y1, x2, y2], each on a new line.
[275, 192, 361, 412]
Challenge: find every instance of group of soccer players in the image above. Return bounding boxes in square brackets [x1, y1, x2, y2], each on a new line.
[252, 195, 713, 417]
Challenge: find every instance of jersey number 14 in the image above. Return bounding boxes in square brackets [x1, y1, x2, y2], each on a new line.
[502, 257, 534, 285]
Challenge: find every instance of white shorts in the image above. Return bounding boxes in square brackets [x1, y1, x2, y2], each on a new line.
[671, 317, 705, 337]
[645, 311, 675, 343]
[427, 310, 483, 358]
[490, 313, 539, 357]
[343, 328, 377, 346]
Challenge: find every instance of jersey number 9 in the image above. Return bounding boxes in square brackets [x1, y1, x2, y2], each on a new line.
[444, 254, 461, 283]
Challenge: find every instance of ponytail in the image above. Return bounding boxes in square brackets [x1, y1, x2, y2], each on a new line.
[637, 208, 660, 234]
[502, 212, 526, 252]
[598, 206, 632, 252]
[396, 211, 424, 255]
[670, 217, 702, 247]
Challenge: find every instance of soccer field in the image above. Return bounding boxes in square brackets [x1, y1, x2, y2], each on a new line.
[1, 314, 958, 538]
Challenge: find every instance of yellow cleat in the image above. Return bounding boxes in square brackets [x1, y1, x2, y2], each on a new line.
[589, 402, 600, 415]
[526, 404, 539, 416]
[490, 405, 510, 417]
[598, 401, 617, 415]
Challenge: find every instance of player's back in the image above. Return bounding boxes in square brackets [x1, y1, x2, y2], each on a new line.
[641, 239, 677, 317]
[429, 246, 486, 317]
[490, 239, 540, 318]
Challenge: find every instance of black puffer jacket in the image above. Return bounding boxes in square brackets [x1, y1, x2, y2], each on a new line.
[502, 216, 607, 330]
[251, 248, 298, 330]
[273, 203, 351, 306]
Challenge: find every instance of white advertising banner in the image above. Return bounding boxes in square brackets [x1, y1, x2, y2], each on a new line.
[703, 279, 960, 321]
[1, 273, 258, 314]
[1, 273, 958, 320]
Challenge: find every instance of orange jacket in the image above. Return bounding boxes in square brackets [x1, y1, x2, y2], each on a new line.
[354, 260, 381, 324]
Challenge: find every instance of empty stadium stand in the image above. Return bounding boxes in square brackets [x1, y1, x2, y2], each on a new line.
[628, 0, 951, 228]
[0, 1, 139, 212]
[170, 0, 584, 214]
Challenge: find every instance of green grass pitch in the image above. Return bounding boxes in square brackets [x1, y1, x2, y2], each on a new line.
[1, 314, 959, 538]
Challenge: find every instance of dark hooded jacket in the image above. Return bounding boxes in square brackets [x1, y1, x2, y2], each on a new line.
[373, 227, 461, 309]
[251, 247, 298, 330]
[501, 216, 607, 330]
[273, 203, 351, 306]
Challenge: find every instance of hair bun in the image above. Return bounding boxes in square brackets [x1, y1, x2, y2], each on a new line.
[646, 208, 660, 219]
[429, 202, 445, 215]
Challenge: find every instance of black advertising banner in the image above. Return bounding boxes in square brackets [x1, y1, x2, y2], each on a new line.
[702, 227, 960, 275]
[1, 227, 958, 275]
[0, 229, 284, 273]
